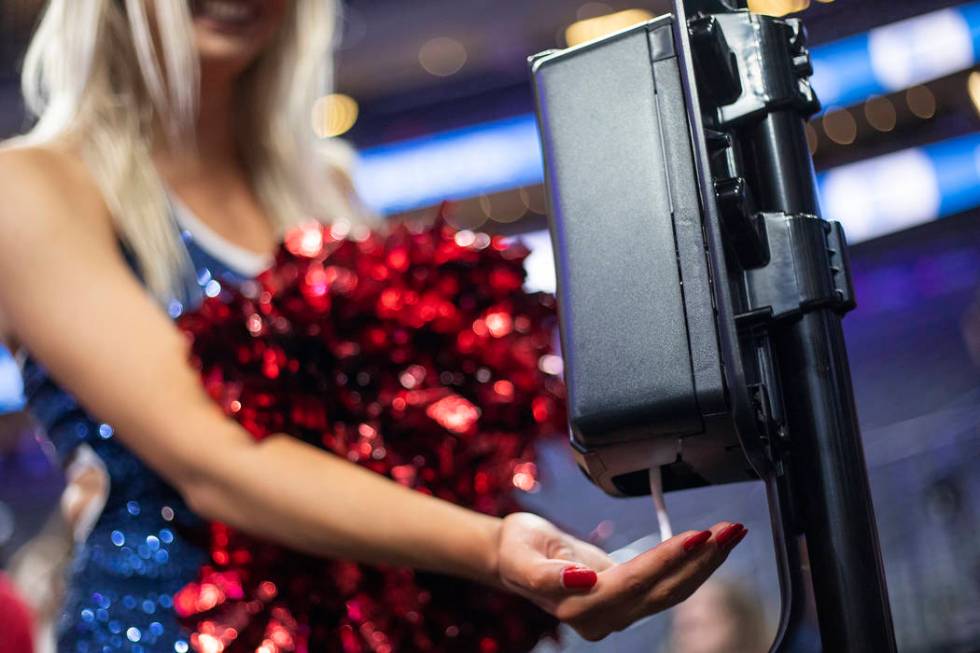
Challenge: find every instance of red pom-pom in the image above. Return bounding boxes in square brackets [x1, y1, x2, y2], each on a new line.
[176, 216, 567, 652]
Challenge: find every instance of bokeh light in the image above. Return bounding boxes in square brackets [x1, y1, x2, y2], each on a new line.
[906, 85, 936, 119]
[564, 9, 655, 47]
[479, 192, 525, 223]
[311, 94, 359, 138]
[419, 37, 468, 77]
[968, 71, 980, 117]
[518, 185, 548, 215]
[864, 96, 897, 132]
[822, 107, 858, 145]
[747, 0, 810, 16]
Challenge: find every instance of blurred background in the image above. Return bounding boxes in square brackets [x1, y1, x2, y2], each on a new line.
[1, 0, 979, 651]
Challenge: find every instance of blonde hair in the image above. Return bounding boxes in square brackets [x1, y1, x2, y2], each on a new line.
[14, 0, 368, 299]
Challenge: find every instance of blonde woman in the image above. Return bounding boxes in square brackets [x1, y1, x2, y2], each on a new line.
[0, 1, 745, 650]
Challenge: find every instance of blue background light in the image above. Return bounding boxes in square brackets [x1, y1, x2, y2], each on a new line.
[355, 115, 544, 215]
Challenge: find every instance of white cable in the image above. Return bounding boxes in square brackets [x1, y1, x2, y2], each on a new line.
[649, 464, 672, 541]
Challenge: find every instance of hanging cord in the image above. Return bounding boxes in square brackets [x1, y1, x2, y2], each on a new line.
[649, 464, 672, 541]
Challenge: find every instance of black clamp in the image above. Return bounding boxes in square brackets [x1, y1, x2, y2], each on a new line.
[739, 213, 855, 323]
[689, 11, 821, 128]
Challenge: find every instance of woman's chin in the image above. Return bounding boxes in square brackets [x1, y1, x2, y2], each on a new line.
[194, 32, 265, 75]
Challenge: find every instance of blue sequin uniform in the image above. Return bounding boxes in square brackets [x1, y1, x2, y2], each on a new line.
[22, 225, 255, 653]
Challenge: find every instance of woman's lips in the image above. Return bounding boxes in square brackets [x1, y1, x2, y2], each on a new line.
[192, 0, 261, 32]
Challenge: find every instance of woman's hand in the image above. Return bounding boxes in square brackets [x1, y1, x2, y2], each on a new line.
[496, 513, 746, 641]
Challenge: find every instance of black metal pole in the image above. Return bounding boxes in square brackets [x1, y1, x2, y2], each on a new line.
[746, 110, 897, 652]
[774, 312, 896, 651]
[744, 111, 820, 216]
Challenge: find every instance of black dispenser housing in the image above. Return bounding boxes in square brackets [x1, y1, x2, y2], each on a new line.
[530, 15, 768, 496]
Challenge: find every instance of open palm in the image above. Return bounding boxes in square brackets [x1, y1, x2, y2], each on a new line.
[496, 512, 746, 641]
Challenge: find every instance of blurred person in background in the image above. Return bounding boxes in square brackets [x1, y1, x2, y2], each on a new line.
[0, 462, 35, 653]
[0, 568, 35, 653]
[663, 580, 772, 653]
[7, 444, 109, 653]
[0, 1, 746, 651]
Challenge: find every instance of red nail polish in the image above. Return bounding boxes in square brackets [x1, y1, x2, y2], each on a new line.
[731, 527, 748, 547]
[561, 566, 598, 590]
[715, 523, 744, 547]
[683, 530, 712, 552]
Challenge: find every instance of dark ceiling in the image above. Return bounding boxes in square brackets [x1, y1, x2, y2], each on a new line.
[0, 0, 971, 145]
[334, 0, 967, 144]
[334, 0, 961, 102]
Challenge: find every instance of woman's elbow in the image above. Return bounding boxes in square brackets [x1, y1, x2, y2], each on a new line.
[173, 445, 277, 544]
[154, 414, 254, 522]
[176, 470, 233, 524]
[159, 441, 235, 523]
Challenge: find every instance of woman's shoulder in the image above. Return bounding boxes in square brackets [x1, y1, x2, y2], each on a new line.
[0, 140, 79, 179]
[0, 141, 108, 223]
[0, 142, 115, 347]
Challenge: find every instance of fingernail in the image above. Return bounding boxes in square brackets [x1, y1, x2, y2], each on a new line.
[730, 527, 748, 548]
[715, 523, 744, 547]
[682, 530, 712, 552]
[561, 566, 598, 590]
